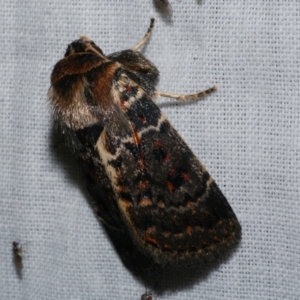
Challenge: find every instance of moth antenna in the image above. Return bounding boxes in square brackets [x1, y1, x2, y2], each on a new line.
[157, 86, 217, 101]
[132, 18, 155, 51]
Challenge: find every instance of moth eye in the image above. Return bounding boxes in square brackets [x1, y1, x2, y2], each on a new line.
[65, 41, 86, 56]
[64, 45, 73, 57]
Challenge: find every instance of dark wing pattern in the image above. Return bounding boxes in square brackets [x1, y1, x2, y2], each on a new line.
[100, 51, 240, 265]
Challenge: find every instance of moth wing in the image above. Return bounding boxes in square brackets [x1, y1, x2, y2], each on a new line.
[102, 80, 241, 265]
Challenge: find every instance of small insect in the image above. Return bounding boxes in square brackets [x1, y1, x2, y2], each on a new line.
[49, 19, 241, 274]
[155, 0, 173, 14]
[141, 291, 153, 300]
[12, 241, 23, 276]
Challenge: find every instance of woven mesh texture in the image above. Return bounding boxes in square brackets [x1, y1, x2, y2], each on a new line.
[1, 1, 299, 299]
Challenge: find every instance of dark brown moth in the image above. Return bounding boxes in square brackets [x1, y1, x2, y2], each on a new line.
[49, 19, 241, 274]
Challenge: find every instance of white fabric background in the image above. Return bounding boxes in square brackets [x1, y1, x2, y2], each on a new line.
[1, 0, 299, 299]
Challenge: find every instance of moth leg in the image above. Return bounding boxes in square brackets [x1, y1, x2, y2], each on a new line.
[132, 18, 155, 51]
[156, 86, 217, 101]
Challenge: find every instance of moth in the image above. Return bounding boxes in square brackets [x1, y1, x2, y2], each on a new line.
[12, 241, 23, 276]
[49, 19, 241, 274]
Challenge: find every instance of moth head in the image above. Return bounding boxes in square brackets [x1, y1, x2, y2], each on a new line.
[65, 36, 106, 59]
[50, 36, 109, 86]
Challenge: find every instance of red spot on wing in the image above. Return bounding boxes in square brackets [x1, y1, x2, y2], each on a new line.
[168, 168, 176, 176]
[132, 128, 141, 145]
[138, 114, 146, 123]
[167, 181, 175, 192]
[145, 237, 159, 247]
[186, 226, 193, 235]
[182, 172, 190, 181]
[153, 141, 170, 163]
